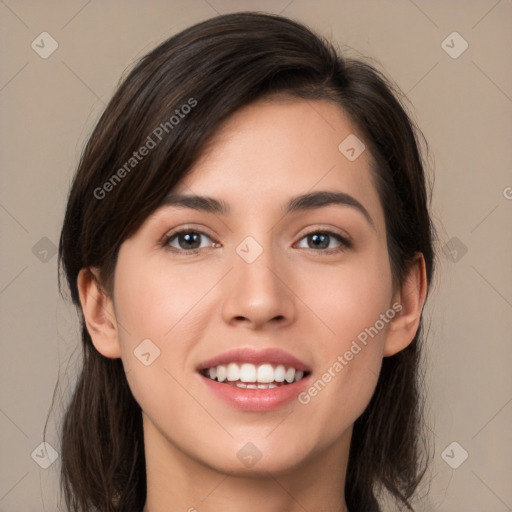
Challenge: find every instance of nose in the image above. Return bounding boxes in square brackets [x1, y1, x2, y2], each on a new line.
[221, 239, 296, 330]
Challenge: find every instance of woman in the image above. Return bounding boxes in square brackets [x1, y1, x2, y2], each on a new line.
[58, 11, 436, 512]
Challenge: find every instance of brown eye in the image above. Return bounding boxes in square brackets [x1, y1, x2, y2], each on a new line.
[163, 229, 217, 253]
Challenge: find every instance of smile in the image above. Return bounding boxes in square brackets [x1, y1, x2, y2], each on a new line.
[200, 362, 310, 389]
[197, 347, 312, 411]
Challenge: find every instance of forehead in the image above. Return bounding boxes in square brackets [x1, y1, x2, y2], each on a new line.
[168, 98, 384, 230]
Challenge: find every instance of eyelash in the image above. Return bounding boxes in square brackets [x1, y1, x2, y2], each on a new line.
[162, 227, 352, 255]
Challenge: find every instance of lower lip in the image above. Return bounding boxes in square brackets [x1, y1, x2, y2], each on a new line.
[199, 374, 312, 412]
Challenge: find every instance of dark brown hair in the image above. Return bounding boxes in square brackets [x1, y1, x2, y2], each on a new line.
[57, 11, 436, 512]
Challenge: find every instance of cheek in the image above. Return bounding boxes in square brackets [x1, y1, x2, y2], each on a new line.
[113, 257, 209, 342]
[295, 247, 392, 414]
[112, 257, 219, 397]
[301, 248, 393, 347]
[297, 300, 388, 448]
[112, 261, 204, 427]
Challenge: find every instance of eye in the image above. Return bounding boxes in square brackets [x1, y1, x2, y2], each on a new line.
[162, 228, 351, 255]
[295, 230, 352, 253]
[163, 229, 218, 253]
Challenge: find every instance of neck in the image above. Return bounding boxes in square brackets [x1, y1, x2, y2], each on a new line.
[141, 416, 351, 512]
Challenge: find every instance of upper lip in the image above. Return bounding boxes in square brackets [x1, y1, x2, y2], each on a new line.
[197, 347, 311, 373]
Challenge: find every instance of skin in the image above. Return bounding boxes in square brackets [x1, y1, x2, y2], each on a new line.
[78, 98, 427, 512]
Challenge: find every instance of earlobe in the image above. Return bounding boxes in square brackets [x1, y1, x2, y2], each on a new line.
[77, 268, 122, 359]
[383, 253, 428, 357]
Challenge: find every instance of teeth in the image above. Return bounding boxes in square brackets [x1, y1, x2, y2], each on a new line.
[234, 382, 280, 389]
[256, 363, 274, 383]
[239, 363, 257, 382]
[203, 362, 307, 385]
[285, 367, 296, 383]
[216, 365, 227, 382]
[226, 362, 239, 381]
[274, 365, 286, 382]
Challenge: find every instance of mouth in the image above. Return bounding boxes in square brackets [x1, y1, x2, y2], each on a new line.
[196, 347, 312, 411]
[199, 363, 311, 389]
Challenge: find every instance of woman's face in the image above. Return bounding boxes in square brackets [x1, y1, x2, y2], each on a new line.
[109, 98, 400, 475]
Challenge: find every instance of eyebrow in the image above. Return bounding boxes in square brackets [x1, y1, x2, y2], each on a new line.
[161, 190, 374, 228]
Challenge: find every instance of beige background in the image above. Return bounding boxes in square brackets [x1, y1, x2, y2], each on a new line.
[1, 1, 511, 511]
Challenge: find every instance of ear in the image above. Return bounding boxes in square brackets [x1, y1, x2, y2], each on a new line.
[383, 252, 428, 357]
[77, 268, 122, 359]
